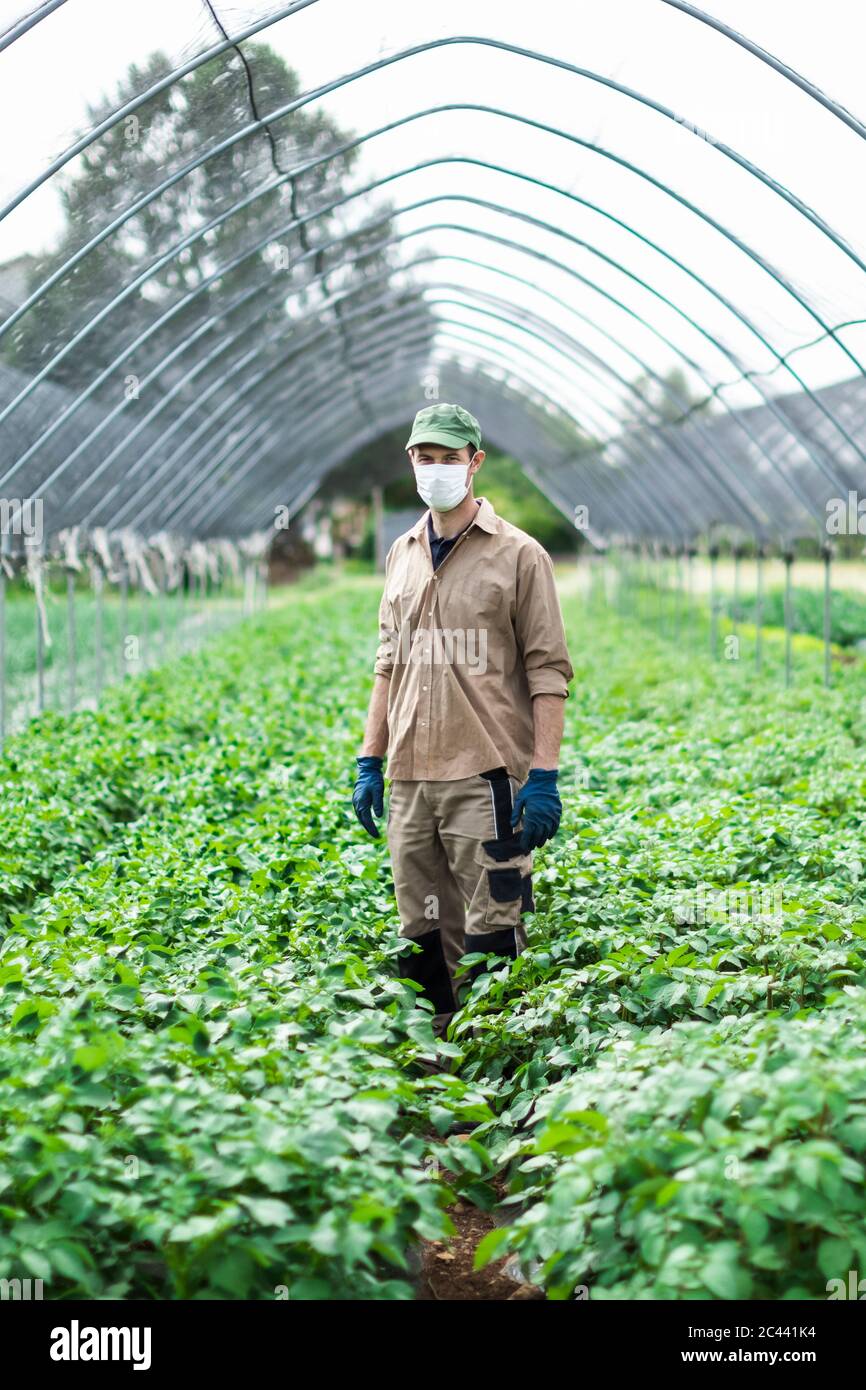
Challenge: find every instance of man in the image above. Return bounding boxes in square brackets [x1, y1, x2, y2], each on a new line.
[352, 402, 574, 1038]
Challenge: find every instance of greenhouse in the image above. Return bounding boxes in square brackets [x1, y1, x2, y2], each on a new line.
[1, 0, 866, 1330]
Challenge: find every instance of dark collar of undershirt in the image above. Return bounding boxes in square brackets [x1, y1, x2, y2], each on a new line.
[427, 499, 480, 568]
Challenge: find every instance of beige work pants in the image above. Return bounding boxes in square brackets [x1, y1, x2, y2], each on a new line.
[386, 767, 534, 1036]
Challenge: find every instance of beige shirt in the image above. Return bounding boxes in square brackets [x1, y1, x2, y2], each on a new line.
[374, 496, 574, 781]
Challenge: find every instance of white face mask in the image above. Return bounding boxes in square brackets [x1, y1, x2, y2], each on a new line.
[413, 460, 471, 512]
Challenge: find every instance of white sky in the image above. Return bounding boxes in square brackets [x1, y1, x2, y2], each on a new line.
[2, 0, 866, 422]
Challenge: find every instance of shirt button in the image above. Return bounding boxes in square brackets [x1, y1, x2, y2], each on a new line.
[422, 685, 428, 691]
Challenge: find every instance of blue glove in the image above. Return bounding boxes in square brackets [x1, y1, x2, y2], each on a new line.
[352, 755, 385, 838]
[511, 768, 561, 852]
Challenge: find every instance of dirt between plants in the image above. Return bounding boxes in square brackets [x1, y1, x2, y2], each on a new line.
[413, 1163, 544, 1301]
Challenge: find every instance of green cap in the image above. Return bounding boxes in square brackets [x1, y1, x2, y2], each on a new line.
[405, 402, 482, 451]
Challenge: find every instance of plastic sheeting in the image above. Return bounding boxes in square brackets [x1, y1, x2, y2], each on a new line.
[1, 0, 865, 545]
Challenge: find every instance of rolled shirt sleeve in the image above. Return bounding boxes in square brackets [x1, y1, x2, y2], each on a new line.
[373, 553, 397, 678]
[515, 544, 575, 698]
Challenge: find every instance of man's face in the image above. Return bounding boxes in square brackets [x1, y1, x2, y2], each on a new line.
[409, 443, 485, 477]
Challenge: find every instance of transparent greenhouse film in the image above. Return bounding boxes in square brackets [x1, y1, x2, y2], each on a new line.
[0, 0, 864, 553]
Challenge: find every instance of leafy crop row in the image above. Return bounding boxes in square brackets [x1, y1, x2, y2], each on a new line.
[0, 583, 486, 1299]
[3, 574, 866, 1299]
[446, 600, 866, 1298]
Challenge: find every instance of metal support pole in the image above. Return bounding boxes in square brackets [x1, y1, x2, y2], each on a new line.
[709, 546, 719, 660]
[732, 547, 741, 646]
[822, 543, 833, 689]
[686, 546, 695, 647]
[138, 577, 148, 672]
[160, 564, 168, 661]
[0, 559, 5, 754]
[637, 545, 647, 623]
[119, 565, 129, 679]
[94, 563, 104, 699]
[66, 568, 76, 715]
[178, 562, 187, 650]
[656, 547, 664, 632]
[372, 484, 385, 573]
[36, 586, 45, 714]
[783, 549, 794, 688]
[755, 546, 764, 673]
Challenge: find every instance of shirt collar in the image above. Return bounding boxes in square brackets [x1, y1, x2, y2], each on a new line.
[410, 495, 498, 542]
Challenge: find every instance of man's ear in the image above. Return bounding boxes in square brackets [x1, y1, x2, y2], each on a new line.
[469, 449, 485, 477]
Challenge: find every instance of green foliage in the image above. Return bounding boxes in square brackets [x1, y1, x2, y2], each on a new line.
[725, 586, 866, 648]
[445, 586, 866, 1300]
[0, 582, 485, 1299]
[3, 574, 866, 1299]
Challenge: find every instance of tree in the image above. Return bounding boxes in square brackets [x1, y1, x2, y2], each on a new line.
[620, 366, 714, 428]
[2, 43, 400, 405]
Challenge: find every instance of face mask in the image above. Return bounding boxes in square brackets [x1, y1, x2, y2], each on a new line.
[413, 461, 471, 512]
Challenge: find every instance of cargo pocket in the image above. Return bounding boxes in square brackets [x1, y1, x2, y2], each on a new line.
[473, 840, 532, 927]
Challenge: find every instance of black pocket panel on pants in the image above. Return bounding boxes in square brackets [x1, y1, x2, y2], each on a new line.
[482, 833, 524, 863]
[521, 873, 535, 913]
[488, 867, 523, 902]
[480, 767, 514, 841]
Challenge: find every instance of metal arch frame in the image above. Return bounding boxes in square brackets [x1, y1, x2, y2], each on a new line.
[159, 292, 743, 545]
[83, 268, 806, 544]
[6, 99, 863, 400]
[0, 0, 68, 53]
[108, 215, 830, 534]
[0, 247, 817, 556]
[236, 367, 692, 544]
[96, 268, 772, 544]
[0, 0, 322, 219]
[661, 0, 866, 145]
[3, 27, 863, 292]
[115, 239, 818, 544]
[4, 120, 864, 489]
[2, 89, 864, 499]
[221, 367, 614, 540]
[137, 297, 685, 542]
[2, 25, 863, 534]
[3, 169, 849, 534]
[422, 290, 775, 535]
[185, 324, 694, 542]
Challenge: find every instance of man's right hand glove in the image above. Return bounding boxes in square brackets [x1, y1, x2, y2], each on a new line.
[352, 755, 385, 838]
[511, 767, 562, 852]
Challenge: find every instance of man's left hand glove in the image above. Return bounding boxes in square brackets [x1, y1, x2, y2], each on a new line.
[352, 755, 385, 838]
[511, 768, 561, 852]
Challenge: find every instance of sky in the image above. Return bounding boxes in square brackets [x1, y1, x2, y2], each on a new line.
[1, 0, 866, 425]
